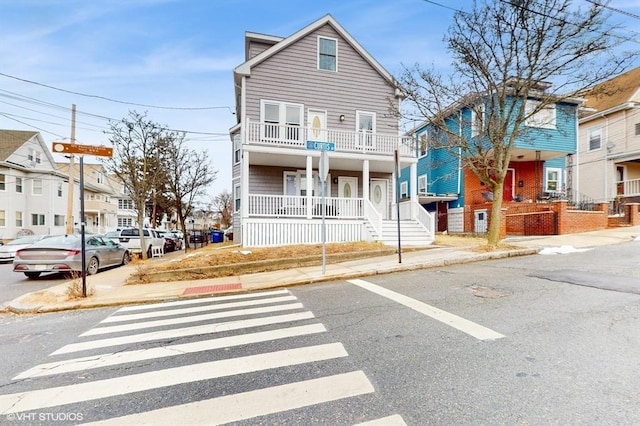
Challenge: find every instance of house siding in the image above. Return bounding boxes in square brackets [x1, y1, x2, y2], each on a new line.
[244, 24, 398, 133]
[515, 102, 577, 155]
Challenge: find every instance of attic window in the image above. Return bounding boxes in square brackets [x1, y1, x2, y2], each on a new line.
[318, 37, 337, 72]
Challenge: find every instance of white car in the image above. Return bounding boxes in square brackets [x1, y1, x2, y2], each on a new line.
[0, 235, 54, 263]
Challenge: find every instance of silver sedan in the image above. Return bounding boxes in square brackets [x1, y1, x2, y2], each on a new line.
[13, 235, 131, 279]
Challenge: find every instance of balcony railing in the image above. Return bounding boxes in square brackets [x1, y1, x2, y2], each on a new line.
[246, 120, 415, 157]
[619, 178, 640, 197]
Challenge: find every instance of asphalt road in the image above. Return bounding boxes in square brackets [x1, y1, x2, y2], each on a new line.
[0, 261, 70, 308]
[0, 241, 638, 425]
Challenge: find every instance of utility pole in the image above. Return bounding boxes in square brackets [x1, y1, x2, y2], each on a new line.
[65, 104, 76, 235]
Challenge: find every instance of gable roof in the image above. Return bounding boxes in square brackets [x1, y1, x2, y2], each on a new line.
[0, 129, 39, 161]
[581, 66, 640, 113]
[234, 14, 395, 86]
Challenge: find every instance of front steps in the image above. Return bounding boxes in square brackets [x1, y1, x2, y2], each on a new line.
[376, 219, 434, 247]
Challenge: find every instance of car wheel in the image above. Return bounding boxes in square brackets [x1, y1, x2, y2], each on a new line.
[24, 272, 41, 279]
[122, 251, 131, 265]
[87, 257, 99, 275]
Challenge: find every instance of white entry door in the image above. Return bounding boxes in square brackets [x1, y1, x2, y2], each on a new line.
[307, 109, 327, 142]
[369, 179, 388, 219]
[338, 177, 358, 217]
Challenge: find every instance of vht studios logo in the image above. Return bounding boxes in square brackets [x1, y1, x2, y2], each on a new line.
[5, 412, 84, 422]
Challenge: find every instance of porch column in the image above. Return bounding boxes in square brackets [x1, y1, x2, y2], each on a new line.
[306, 155, 313, 218]
[242, 151, 250, 222]
[410, 162, 418, 218]
[362, 159, 370, 201]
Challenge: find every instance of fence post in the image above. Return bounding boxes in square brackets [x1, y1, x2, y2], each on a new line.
[626, 203, 640, 226]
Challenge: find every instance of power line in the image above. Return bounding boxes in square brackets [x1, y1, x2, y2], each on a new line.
[584, 0, 640, 21]
[0, 72, 235, 112]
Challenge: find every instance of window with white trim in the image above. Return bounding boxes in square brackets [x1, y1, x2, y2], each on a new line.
[15, 211, 22, 227]
[0, 174, 5, 191]
[545, 168, 562, 192]
[118, 199, 134, 210]
[32, 179, 43, 195]
[356, 111, 376, 147]
[525, 99, 556, 129]
[589, 127, 602, 151]
[283, 170, 329, 199]
[418, 133, 428, 157]
[318, 36, 337, 71]
[471, 103, 485, 137]
[260, 100, 303, 143]
[118, 217, 133, 228]
[16, 177, 22, 193]
[234, 184, 241, 212]
[31, 213, 45, 226]
[96, 172, 104, 184]
[400, 181, 408, 199]
[54, 215, 65, 226]
[57, 182, 63, 197]
[0, 210, 5, 227]
[233, 134, 241, 164]
[418, 175, 427, 194]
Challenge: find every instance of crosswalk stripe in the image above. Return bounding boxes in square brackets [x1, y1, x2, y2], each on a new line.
[51, 311, 315, 355]
[0, 343, 348, 414]
[100, 295, 298, 324]
[348, 279, 505, 341]
[82, 303, 304, 336]
[115, 289, 290, 312]
[82, 371, 374, 426]
[354, 415, 408, 425]
[14, 324, 327, 380]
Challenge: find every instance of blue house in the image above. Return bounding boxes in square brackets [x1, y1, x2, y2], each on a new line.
[399, 85, 582, 233]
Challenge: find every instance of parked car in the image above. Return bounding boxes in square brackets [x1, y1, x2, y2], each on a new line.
[104, 231, 120, 241]
[13, 234, 131, 279]
[156, 231, 182, 252]
[0, 235, 54, 263]
[189, 230, 206, 244]
[117, 228, 165, 258]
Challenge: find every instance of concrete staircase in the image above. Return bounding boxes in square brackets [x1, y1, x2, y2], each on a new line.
[371, 219, 434, 247]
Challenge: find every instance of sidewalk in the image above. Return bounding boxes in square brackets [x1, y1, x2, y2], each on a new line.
[6, 226, 640, 314]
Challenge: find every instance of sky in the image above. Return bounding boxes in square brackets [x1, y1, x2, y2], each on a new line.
[1, 0, 639, 201]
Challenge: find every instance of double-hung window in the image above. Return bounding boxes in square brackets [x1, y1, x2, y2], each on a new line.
[356, 111, 376, 147]
[16, 177, 22, 193]
[260, 100, 303, 143]
[0, 210, 5, 227]
[400, 181, 408, 199]
[32, 179, 43, 195]
[471, 103, 485, 137]
[418, 133, 428, 157]
[589, 127, 602, 151]
[545, 168, 562, 192]
[418, 175, 427, 194]
[318, 37, 337, 71]
[0, 174, 5, 191]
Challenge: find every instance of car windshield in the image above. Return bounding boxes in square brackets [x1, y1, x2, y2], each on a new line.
[31, 235, 79, 247]
[7, 236, 42, 246]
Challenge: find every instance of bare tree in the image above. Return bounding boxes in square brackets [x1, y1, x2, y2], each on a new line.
[161, 134, 218, 249]
[212, 190, 233, 228]
[103, 111, 162, 259]
[397, 0, 635, 248]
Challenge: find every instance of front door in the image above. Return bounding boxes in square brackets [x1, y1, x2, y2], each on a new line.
[503, 169, 514, 201]
[369, 179, 388, 219]
[338, 177, 358, 217]
[307, 109, 327, 143]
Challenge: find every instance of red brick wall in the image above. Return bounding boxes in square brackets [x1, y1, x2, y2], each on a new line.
[555, 201, 608, 234]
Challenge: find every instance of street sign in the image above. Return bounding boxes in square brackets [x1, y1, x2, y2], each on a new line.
[52, 142, 113, 157]
[306, 141, 335, 151]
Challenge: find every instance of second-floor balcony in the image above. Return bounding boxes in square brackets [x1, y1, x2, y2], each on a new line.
[245, 120, 415, 157]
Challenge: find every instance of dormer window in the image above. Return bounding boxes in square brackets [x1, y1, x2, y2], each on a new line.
[318, 37, 337, 71]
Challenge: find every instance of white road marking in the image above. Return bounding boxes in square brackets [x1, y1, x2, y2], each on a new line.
[347, 279, 505, 341]
[0, 343, 348, 414]
[82, 303, 304, 336]
[51, 311, 315, 355]
[14, 324, 326, 380]
[354, 415, 408, 425]
[101, 295, 297, 323]
[82, 371, 374, 426]
[115, 289, 290, 312]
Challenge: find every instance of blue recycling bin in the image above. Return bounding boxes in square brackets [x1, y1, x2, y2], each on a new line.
[211, 231, 224, 243]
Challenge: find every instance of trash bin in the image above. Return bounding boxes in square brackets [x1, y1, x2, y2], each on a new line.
[211, 231, 224, 243]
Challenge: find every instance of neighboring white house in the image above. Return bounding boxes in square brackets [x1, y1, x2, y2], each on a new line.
[0, 130, 77, 239]
[230, 14, 434, 247]
[577, 67, 640, 207]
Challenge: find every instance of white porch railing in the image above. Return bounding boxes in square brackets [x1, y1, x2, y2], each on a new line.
[395, 199, 436, 235]
[364, 199, 382, 237]
[243, 219, 363, 247]
[246, 120, 415, 157]
[620, 178, 640, 196]
[248, 194, 363, 218]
